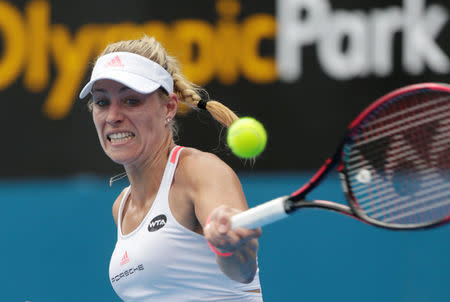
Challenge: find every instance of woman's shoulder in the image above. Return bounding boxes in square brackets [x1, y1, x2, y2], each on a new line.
[178, 147, 231, 171]
[177, 147, 237, 184]
[179, 146, 218, 160]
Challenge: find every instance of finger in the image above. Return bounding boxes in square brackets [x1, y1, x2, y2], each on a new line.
[217, 214, 230, 235]
[234, 227, 262, 239]
[217, 231, 241, 248]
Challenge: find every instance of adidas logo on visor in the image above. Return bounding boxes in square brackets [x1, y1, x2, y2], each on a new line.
[106, 55, 125, 67]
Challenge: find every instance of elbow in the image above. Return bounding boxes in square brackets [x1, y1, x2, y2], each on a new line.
[228, 272, 256, 284]
[227, 262, 257, 284]
[241, 272, 257, 284]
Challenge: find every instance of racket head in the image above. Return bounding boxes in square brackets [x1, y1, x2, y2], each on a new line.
[340, 83, 450, 229]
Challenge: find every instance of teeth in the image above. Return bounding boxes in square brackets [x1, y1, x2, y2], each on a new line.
[108, 132, 134, 143]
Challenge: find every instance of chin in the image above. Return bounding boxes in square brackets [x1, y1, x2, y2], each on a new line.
[106, 152, 136, 165]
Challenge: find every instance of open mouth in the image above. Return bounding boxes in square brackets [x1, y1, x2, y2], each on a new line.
[107, 132, 135, 144]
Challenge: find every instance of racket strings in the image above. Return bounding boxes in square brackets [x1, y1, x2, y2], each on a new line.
[361, 182, 449, 218]
[352, 173, 447, 206]
[347, 138, 449, 171]
[345, 91, 450, 225]
[351, 101, 450, 147]
[357, 95, 449, 129]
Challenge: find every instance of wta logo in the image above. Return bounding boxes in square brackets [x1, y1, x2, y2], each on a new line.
[148, 214, 167, 232]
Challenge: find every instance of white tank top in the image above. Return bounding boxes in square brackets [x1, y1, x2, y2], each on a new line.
[109, 146, 263, 302]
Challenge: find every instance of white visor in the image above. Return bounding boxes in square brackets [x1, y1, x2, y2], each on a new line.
[79, 51, 173, 99]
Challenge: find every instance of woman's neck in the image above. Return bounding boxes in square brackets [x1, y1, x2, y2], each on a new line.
[125, 136, 176, 208]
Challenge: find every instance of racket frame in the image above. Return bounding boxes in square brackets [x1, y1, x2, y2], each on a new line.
[284, 83, 450, 230]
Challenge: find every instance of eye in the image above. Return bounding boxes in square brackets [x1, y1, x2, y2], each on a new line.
[94, 99, 109, 107]
[125, 98, 140, 106]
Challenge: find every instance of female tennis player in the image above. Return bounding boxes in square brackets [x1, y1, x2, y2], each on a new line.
[79, 36, 263, 301]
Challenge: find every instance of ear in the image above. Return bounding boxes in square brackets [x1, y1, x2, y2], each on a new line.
[166, 93, 178, 120]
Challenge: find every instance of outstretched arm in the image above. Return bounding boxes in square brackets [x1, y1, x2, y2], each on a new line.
[204, 205, 261, 283]
[179, 150, 261, 283]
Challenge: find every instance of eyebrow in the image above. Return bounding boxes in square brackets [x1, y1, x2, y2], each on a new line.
[92, 88, 106, 93]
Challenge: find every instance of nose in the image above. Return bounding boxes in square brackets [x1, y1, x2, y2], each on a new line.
[106, 102, 124, 125]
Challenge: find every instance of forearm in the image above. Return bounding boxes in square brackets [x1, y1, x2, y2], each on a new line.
[215, 240, 259, 283]
[202, 204, 262, 283]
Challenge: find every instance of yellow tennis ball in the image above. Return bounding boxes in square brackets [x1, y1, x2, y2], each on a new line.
[227, 117, 267, 158]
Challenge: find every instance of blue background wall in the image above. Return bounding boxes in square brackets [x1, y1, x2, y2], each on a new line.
[1, 174, 448, 302]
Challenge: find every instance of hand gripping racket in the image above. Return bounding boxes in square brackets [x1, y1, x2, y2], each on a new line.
[232, 83, 450, 230]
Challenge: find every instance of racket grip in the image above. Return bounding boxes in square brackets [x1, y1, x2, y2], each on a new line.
[231, 196, 289, 229]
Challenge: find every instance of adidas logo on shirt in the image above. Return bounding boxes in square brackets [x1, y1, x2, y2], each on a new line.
[120, 251, 129, 266]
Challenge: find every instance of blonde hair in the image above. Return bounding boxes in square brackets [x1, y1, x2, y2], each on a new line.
[99, 35, 239, 128]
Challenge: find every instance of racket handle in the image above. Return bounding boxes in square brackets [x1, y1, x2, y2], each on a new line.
[231, 196, 289, 229]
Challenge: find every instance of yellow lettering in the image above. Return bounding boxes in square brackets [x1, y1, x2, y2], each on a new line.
[141, 21, 174, 55]
[0, 1, 26, 89]
[240, 14, 276, 83]
[44, 24, 101, 119]
[140, 22, 190, 115]
[172, 20, 214, 85]
[0, 0, 278, 120]
[97, 23, 142, 53]
[214, 0, 241, 84]
[142, 21, 179, 65]
[24, 0, 51, 92]
[216, 0, 241, 17]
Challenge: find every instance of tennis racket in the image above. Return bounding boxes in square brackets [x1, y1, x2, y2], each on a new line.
[231, 83, 450, 230]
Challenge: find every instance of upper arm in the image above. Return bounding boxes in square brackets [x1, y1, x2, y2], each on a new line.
[178, 150, 248, 228]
